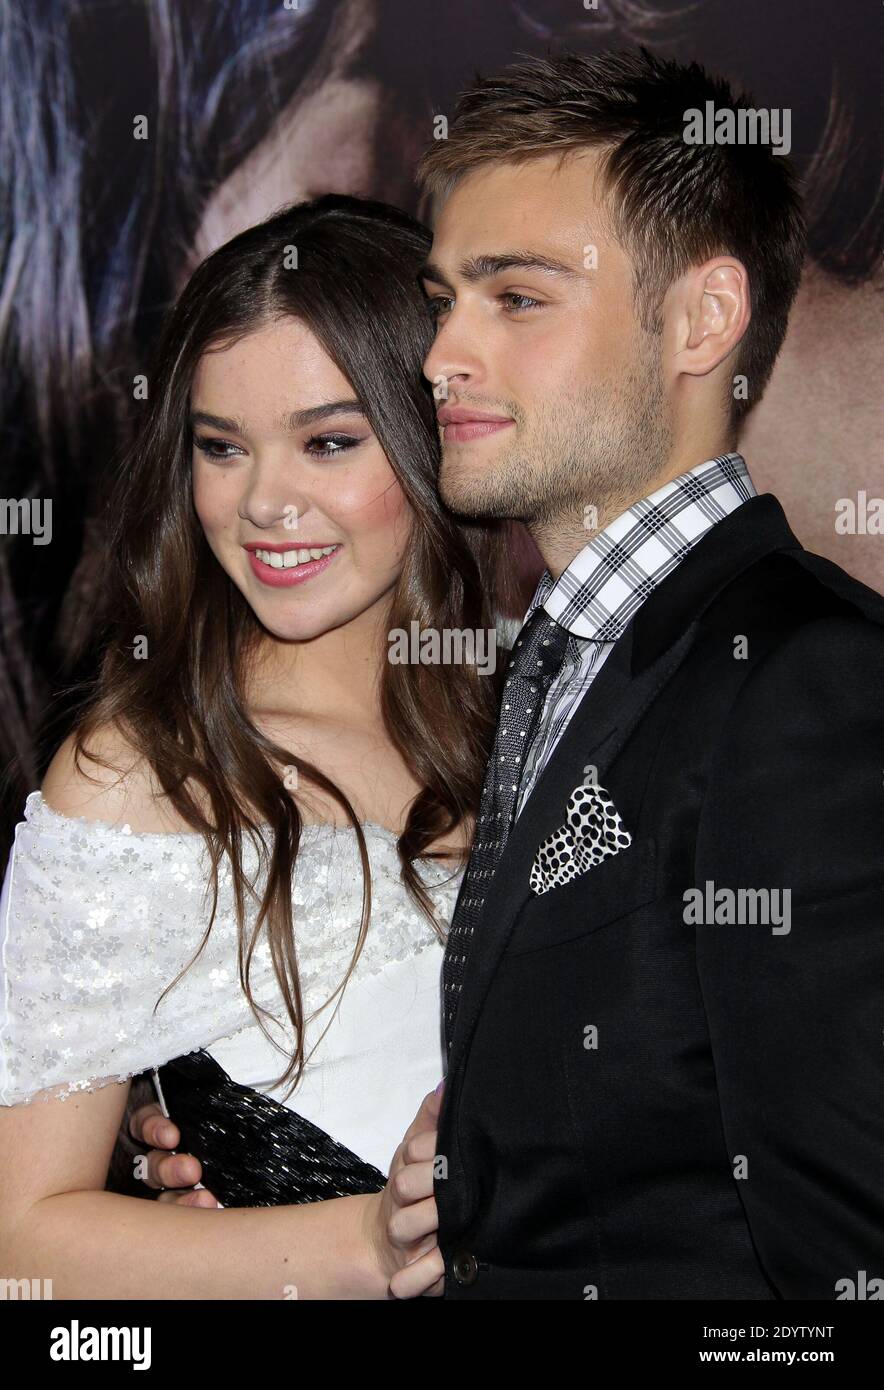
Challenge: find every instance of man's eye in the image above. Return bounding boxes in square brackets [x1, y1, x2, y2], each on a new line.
[305, 433, 362, 457]
[193, 436, 243, 460]
[426, 295, 454, 318]
[500, 292, 542, 312]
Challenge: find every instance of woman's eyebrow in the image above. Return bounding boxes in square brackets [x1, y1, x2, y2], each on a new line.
[189, 410, 247, 433]
[188, 400, 365, 434]
[278, 400, 365, 430]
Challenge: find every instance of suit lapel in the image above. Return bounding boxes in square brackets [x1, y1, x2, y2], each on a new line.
[445, 492, 803, 1079]
[445, 618, 697, 1077]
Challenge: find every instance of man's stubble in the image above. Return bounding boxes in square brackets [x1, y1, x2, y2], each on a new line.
[437, 336, 672, 551]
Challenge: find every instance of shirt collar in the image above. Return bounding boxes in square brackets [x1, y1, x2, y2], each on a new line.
[524, 453, 756, 643]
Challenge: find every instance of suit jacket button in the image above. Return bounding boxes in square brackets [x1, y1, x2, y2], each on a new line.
[452, 1250, 479, 1285]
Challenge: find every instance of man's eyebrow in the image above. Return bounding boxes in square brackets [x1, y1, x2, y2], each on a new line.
[188, 400, 365, 434]
[419, 252, 581, 287]
[419, 261, 455, 291]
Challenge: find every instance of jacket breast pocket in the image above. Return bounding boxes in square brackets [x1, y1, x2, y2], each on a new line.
[504, 836, 658, 958]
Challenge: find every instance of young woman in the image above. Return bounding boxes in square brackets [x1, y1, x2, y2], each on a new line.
[0, 194, 523, 1298]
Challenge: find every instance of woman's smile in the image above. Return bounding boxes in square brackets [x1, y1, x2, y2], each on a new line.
[243, 540, 343, 587]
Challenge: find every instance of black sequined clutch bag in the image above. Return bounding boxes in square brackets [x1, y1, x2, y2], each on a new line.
[154, 1050, 387, 1207]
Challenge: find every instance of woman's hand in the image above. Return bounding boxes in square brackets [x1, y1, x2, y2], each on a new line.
[129, 1102, 221, 1207]
[133, 1087, 445, 1296]
[364, 1083, 446, 1298]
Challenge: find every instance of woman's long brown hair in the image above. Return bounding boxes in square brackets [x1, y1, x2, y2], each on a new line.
[59, 194, 524, 1095]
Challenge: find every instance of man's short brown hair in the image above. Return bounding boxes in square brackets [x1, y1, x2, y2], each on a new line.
[417, 47, 806, 425]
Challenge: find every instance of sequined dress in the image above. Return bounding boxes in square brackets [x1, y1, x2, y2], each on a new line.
[0, 792, 464, 1188]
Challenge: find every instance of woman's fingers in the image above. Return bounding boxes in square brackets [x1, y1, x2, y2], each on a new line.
[402, 1127, 437, 1165]
[128, 1102, 206, 1193]
[156, 1187, 221, 1208]
[388, 1192, 439, 1248]
[129, 1102, 179, 1150]
[376, 1086, 445, 1288]
[403, 1232, 440, 1261]
[391, 1153, 436, 1208]
[401, 1086, 442, 1151]
[142, 1148, 203, 1191]
[389, 1246, 445, 1299]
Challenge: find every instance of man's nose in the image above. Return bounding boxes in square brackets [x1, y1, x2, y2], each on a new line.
[423, 319, 484, 399]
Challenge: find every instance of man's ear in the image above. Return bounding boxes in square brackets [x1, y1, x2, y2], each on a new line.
[671, 258, 750, 377]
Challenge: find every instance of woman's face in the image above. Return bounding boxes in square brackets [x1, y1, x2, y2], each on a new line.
[190, 317, 413, 643]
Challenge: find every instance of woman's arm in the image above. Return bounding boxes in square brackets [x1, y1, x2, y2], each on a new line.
[0, 1075, 440, 1299]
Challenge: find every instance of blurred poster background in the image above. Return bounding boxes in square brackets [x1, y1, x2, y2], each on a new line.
[1, 0, 881, 854]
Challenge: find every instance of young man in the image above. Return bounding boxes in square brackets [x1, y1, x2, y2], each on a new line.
[135, 48, 883, 1302]
[413, 47, 884, 1299]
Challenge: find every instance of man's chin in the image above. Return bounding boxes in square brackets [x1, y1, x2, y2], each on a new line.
[438, 471, 497, 519]
[438, 450, 512, 519]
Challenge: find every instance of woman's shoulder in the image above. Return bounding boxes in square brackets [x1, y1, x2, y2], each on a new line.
[2, 727, 254, 1107]
[39, 720, 189, 835]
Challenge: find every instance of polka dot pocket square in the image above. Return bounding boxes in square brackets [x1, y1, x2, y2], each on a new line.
[529, 780, 633, 896]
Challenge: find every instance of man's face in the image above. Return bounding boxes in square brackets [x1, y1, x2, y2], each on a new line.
[421, 151, 671, 560]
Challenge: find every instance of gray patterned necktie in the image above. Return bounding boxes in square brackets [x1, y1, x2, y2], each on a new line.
[442, 607, 571, 1049]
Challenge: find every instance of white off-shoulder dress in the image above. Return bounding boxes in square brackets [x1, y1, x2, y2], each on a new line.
[0, 792, 464, 1176]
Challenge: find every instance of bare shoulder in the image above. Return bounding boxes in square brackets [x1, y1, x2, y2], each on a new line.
[40, 720, 172, 832]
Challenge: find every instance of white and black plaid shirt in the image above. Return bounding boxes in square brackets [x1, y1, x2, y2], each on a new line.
[513, 452, 757, 821]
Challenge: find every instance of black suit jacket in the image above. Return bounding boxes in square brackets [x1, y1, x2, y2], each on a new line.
[436, 493, 884, 1299]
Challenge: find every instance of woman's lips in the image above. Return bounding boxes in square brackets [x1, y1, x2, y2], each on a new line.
[246, 545, 341, 587]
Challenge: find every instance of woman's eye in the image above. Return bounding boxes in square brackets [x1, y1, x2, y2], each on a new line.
[500, 292, 542, 312]
[193, 436, 243, 461]
[304, 433, 362, 458]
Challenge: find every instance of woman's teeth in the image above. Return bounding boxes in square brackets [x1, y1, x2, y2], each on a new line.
[253, 545, 339, 570]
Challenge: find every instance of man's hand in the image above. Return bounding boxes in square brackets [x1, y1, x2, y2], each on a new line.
[366, 1082, 445, 1298]
[129, 1102, 221, 1207]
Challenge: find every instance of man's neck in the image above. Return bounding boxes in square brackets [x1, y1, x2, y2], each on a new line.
[532, 441, 737, 581]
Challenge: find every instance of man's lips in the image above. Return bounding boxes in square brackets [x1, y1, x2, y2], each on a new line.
[436, 405, 514, 443]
